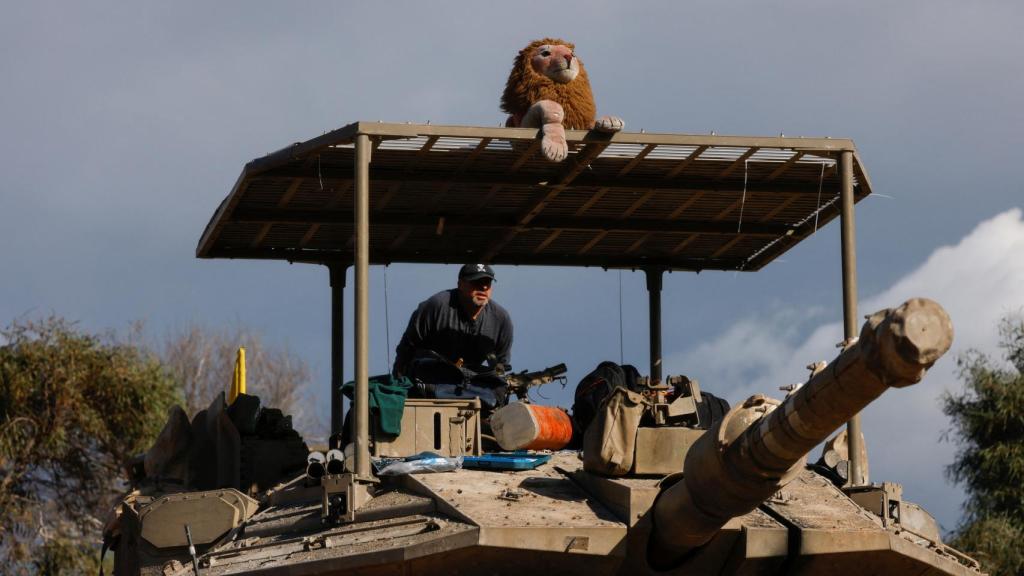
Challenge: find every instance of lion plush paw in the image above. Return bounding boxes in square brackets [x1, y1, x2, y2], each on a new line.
[594, 115, 624, 133]
[541, 123, 569, 162]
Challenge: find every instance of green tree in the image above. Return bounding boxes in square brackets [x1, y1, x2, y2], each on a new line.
[0, 317, 179, 574]
[943, 315, 1024, 576]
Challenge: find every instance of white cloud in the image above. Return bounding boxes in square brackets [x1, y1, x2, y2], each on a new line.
[666, 208, 1024, 532]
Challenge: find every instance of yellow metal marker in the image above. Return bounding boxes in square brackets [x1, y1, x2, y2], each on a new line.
[229, 347, 246, 404]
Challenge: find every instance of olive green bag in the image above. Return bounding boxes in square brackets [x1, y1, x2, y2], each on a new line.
[583, 386, 647, 476]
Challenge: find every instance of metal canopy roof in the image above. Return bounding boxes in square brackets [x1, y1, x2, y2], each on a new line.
[197, 122, 872, 271]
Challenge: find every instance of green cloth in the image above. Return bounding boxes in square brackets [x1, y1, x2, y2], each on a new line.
[341, 375, 411, 436]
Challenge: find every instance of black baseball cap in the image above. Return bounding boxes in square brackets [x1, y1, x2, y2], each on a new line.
[458, 263, 496, 282]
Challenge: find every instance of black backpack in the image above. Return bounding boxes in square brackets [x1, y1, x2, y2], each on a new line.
[571, 361, 642, 436]
[572, 361, 731, 437]
[693, 389, 730, 430]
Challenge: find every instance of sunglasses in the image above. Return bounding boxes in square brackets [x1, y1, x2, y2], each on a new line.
[468, 278, 493, 289]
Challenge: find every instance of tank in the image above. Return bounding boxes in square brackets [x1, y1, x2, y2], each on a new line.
[105, 122, 988, 575]
[105, 298, 983, 575]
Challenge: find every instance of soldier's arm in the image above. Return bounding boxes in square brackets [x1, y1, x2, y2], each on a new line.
[495, 312, 513, 370]
[394, 303, 429, 377]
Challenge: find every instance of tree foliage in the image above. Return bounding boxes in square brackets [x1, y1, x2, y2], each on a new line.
[944, 315, 1024, 576]
[0, 317, 180, 574]
[950, 516, 1024, 576]
[0, 317, 319, 573]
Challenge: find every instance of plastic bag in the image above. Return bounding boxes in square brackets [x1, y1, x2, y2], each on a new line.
[375, 452, 463, 476]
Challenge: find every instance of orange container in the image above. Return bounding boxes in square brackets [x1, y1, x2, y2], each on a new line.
[491, 402, 574, 451]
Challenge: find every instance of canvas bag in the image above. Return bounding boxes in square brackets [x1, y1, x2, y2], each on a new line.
[583, 386, 647, 476]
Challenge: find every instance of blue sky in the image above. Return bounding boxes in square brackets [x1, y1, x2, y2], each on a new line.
[3, 1, 1022, 532]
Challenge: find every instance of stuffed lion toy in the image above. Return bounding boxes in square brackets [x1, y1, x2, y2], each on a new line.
[501, 38, 624, 162]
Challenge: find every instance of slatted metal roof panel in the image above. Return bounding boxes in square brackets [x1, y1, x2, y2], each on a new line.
[197, 122, 871, 271]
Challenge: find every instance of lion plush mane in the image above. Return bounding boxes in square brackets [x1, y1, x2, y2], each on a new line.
[501, 38, 597, 130]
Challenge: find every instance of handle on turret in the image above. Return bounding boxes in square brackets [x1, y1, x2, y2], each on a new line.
[649, 298, 953, 566]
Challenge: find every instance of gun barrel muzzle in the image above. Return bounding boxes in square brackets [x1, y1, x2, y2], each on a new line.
[546, 363, 568, 376]
[325, 449, 345, 475]
[306, 451, 326, 480]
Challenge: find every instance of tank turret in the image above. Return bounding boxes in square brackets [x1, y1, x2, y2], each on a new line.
[650, 298, 954, 564]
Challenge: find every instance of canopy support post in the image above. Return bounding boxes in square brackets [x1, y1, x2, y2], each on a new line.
[645, 267, 665, 384]
[329, 262, 348, 449]
[354, 133, 372, 481]
[315, 133, 377, 524]
[840, 150, 866, 486]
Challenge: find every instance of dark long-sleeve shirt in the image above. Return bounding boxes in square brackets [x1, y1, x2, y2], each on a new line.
[393, 289, 513, 377]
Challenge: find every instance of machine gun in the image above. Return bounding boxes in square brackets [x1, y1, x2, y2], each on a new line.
[504, 363, 567, 402]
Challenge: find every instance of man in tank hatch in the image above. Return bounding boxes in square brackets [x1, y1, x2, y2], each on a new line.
[392, 264, 514, 403]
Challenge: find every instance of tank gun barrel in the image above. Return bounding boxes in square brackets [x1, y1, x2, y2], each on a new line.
[651, 298, 953, 563]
